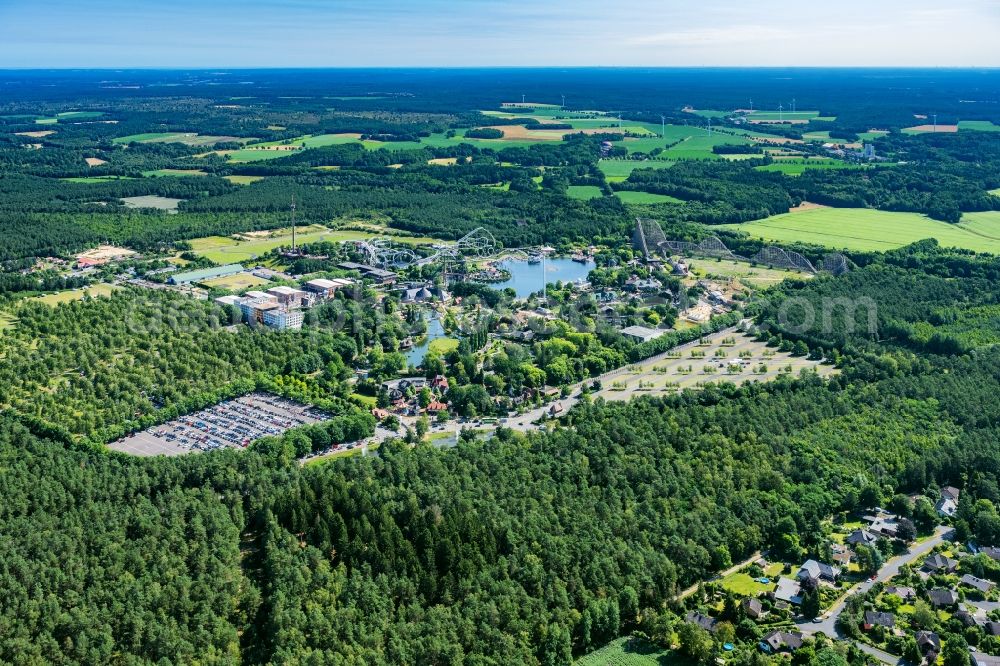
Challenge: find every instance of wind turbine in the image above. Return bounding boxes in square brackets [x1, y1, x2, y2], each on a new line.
[778, 104, 784, 122]
[749, 97, 754, 113]
[561, 94, 565, 109]
[932, 113, 938, 132]
[792, 98, 796, 114]
[660, 114, 666, 139]
[707, 117, 712, 135]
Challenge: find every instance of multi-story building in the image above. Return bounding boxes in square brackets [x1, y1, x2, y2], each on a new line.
[262, 308, 304, 330]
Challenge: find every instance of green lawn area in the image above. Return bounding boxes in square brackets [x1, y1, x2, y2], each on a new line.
[350, 393, 377, 407]
[755, 160, 868, 176]
[427, 338, 460, 355]
[223, 175, 266, 185]
[187, 225, 438, 263]
[750, 110, 821, 121]
[959, 121, 1000, 132]
[61, 176, 138, 183]
[114, 132, 191, 144]
[33, 284, 121, 306]
[142, 169, 208, 177]
[615, 191, 683, 205]
[56, 111, 105, 120]
[199, 272, 270, 292]
[689, 258, 808, 287]
[990, 189, 1000, 197]
[575, 636, 692, 666]
[721, 208, 1000, 254]
[598, 159, 674, 182]
[663, 133, 752, 160]
[720, 562, 783, 596]
[566, 185, 604, 200]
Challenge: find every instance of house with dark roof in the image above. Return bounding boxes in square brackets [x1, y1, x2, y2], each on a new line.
[961, 574, 996, 594]
[981, 546, 1000, 561]
[885, 585, 917, 601]
[797, 559, 840, 584]
[863, 611, 895, 630]
[916, 631, 941, 655]
[954, 610, 978, 627]
[685, 611, 718, 633]
[984, 622, 1000, 637]
[761, 631, 804, 653]
[942, 486, 961, 502]
[846, 529, 878, 547]
[742, 598, 764, 619]
[923, 554, 958, 574]
[972, 652, 1000, 666]
[927, 588, 959, 608]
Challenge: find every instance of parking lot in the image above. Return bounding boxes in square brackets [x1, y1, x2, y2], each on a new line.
[109, 393, 329, 456]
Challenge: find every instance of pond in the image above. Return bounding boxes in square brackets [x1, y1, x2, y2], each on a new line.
[491, 257, 596, 299]
[405, 313, 447, 367]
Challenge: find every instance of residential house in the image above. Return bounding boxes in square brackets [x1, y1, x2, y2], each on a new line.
[961, 574, 996, 594]
[885, 586, 917, 601]
[981, 546, 1000, 562]
[916, 631, 941, 655]
[761, 631, 804, 654]
[923, 554, 959, 574]
[972, 652, 1000, 666]
[927, 588, 959, 608]
[942, 486, 961, 502]
[774, 577, 803, 605]
[863, 611, 895, 630]
[742, 598, 764, 620]
[382, 377, 428, 401]
[984, 622, 1000, 637]
[846, 529, 879, 547]
[685, 611, 718, 633]
[937, 496, 959, 518]
[954, 611, 978, 627]
[797, 559, 841, 585]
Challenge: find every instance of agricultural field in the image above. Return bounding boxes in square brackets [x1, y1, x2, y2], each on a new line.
[614, 191, 682, 205]
[566, 185, 604, 200]
[33, 283, 121, 306]
[142, 169, 207, 177]
[61, 175, 137, 183]
[721, 207, 1000, 253]
[594, 330, 835, 402]
[186, 225, 437, 263]
[748, 110, 822, 123]
[755, 159, 869, 175]
[223, 175, 266, 185]
[574, 636, 691, 666]
[597, 159, 674, 182]
[663, 133, 753, 159]
[990, 188, 1000, 197]
[120, 195, 183, 212]
[114, 132, 245, 146]
[199, 272, 270, 292]
[959, 121, 1000, 132]
[903, 124, 959, 134]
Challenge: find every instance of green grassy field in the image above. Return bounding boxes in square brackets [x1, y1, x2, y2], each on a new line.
[566, 185, 604, 200]
[187, 225, 438, 263]
[688, 258, 809, 287]
[959, 121, 1000, 132]
[749, 110, 821, 121]
[61, 176, 138, 183]
[142, 169, 207, 177]
[120, 195, 182, 212]
[575, 637, 692, 666]
[722, 208, 1000, 253]
[223, 175, 266, 185]
[199, 272, 270, 292]
[598, 159, 674, 182]
[115, 132, 244, 146]
[615, 191, 683, 205]
[989, 189, 1000, 197]
[755, 160, 867, 175]
[663, 133, 752, 159]
[427, 338, 459, 355]
[34, 284, 121, 306]
[56, 111, 105, 120]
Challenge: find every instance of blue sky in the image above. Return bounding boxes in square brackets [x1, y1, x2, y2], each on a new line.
[0, 0, 997, 68]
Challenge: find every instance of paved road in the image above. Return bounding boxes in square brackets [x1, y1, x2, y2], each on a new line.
[854, 641, 906, 666]
[797, 525, 953, 638]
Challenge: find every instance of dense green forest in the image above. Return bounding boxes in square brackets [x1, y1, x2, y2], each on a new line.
[1, 245, 1000, 663]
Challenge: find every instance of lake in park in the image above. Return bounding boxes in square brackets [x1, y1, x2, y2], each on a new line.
[405, 313, 446, 367]
[492, 257, 595, 298]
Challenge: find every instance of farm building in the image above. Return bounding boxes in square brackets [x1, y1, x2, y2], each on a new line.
[169, 264, 244, 285]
